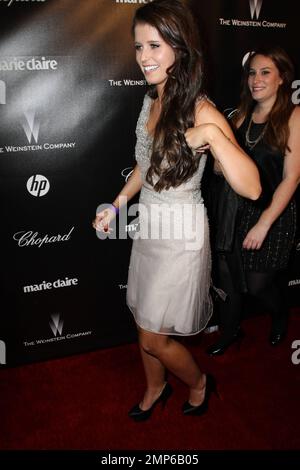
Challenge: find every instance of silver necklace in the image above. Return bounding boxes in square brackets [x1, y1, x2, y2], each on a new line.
[245, 116, 267, 150]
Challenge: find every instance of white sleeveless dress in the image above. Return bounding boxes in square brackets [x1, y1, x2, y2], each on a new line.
[126, 94, 212, 335]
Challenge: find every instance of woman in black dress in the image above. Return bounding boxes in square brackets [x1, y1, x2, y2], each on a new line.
[186, 46, 300, 354]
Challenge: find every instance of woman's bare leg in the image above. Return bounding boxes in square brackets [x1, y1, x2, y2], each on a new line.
[137, 327, 166, 409]
[139, 328, 206, 407]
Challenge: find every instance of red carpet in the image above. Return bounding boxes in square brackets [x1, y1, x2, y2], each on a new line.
[1, 309, 300, 451]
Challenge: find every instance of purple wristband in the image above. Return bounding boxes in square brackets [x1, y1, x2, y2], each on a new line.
[108, 203, 119, 215]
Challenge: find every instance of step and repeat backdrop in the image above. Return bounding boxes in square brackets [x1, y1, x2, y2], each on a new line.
[0, 0, 299, 367]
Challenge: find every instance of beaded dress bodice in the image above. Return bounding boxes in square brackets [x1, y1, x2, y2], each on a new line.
[135, 95, 207, 205]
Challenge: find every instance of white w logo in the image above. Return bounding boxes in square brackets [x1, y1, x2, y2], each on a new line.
[0, 340, 6, 365]
[22, 110, 40, 144]
[0, 80, 6, 104]
[49, 314, 64, 337]
[249, 0, 263, 19]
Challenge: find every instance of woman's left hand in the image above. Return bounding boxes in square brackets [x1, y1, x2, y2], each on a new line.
[242, 222, 270, 250]
[185, 125, 211, 154]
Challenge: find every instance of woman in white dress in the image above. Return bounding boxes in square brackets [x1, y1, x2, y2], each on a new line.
[93, 0, 261, 420]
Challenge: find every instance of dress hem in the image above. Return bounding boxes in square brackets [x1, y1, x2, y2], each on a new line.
[127, 303, 213, 337]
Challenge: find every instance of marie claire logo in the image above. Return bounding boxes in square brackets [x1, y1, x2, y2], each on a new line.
[0, 55, 56, 71]
[24, 277, 79, 294]
[0, 80, 6, 104]
[13, 226, 74, 248]
[288, 279, 300, 287]
[219, 0, 286, 29]
[0, 340, 6, 365]
[50, 314, 64, 337]
[27, 174, 50, 197]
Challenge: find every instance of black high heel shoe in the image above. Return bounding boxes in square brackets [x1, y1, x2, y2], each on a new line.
[128, 382, 173, 422]
[182, 374, 217, 416]
[206, 329, 244, 356]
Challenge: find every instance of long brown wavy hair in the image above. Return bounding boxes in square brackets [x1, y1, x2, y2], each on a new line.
[232, 46, 295, 154]
[132, 0, 205, 191]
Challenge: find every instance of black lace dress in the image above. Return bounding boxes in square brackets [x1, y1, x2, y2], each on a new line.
[236, 116, 297, 272]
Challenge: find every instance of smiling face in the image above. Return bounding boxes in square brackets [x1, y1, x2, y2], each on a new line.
[134, 22, 176, 95]
[248, 54, 283, 107]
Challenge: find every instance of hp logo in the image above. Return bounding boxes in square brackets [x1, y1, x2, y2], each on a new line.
[27, 175, 50, 197]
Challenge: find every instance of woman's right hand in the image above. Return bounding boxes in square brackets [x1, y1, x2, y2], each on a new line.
[92, 207, 116, 233]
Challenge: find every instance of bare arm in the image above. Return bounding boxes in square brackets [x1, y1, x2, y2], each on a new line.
[243, 107, 300, 249]
[112, 164, 143, 209]
[185, 100, 261, 200]
[93, 164, 143, 232]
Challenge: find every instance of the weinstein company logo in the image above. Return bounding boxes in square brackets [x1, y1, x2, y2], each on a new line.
[0, 80, 6, 104]
[49, 314, 64, 337]
[0, 340, 6, 365]
[27, 174, 50, 197]
[219, 0, 285, 28]
[22, 111, 40, 144]
[249, 0, 263, 20]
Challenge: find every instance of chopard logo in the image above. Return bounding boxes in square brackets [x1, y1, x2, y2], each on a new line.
[121, 167, 134, 182]
[13, 227, 75, 248]
[249, 0, 263, 20]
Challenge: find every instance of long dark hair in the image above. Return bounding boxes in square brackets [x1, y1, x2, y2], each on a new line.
[133, 0, 205, 191]
[232, 46, 295, 154]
